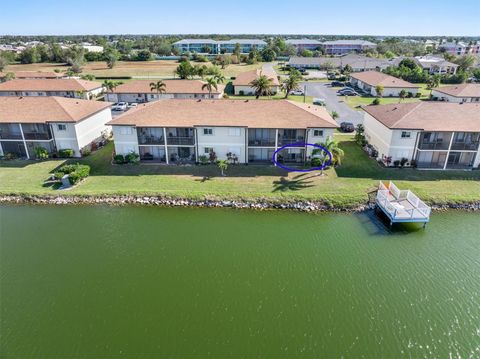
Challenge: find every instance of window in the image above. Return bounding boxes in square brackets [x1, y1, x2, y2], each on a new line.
[204, 147, 214, 154]
[57, 124, 67, 131]
[120, 127, 133, 135]
[313, 130, 323, 137]
[401, 131, 411, 138]
[203, 128, 213, 135]
[228, 128, 241, 136]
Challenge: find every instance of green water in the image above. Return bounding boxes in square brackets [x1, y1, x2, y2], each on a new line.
[0, 205, 479, 358]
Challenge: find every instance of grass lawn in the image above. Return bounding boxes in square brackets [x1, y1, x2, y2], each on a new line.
[1, 138, 479, 207]
[6, 61, 264, 79]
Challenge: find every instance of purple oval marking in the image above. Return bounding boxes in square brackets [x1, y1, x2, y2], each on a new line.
[272, 143, 332, 172]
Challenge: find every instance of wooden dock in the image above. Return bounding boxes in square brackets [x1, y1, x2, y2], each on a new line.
[375, 181, 431, 227]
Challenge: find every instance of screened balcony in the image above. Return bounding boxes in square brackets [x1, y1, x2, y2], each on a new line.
[277, 129, 306, 146]
[166, 128, 195, 146]
[248, 129, 276, 147]
[450, 132, 480, 151]
[0, 123, 22, 140]
[137, 127, 164, 145]
[22, 123, 52, 141]
[417, 132, 452, 151]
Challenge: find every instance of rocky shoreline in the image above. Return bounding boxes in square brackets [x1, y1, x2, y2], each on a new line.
[1, 195, 479, 212]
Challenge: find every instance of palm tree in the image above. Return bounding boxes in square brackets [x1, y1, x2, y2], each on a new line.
[426, 75, 441, 97]
[331, 111, 339, 121]
[281, 70, 302, 99]
[312, 137, 344, 175]
[375, 85, 384, 98]
[202, 77, 218, 99]
[103, 80, 121, 93]
[213, 73, 226, 84]
[250, 73, 273, 99]
[150, 80, 166, 99]
[217, 159, 228, 176]
[399, 89, 407, 103]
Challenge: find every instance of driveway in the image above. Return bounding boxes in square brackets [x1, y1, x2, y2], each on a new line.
[302, 82, 364, 126]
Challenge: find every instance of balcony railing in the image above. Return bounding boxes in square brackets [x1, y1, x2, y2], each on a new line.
[278, 138, 305, 146]
[248, 139, 275, 147]
[0, 132, 23, 140]
[166, 136, 195, 146]
[23, 132, 52, 140]
[138, 136, 165, 145]
[450, 142, 480, 151]
[417, 141, 450, 150]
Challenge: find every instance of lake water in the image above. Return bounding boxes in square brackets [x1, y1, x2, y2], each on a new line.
[0, 205, 479, 358]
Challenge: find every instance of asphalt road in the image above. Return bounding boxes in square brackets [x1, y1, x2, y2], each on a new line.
[302, 82, 364, 126]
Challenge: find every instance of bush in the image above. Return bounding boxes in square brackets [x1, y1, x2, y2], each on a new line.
[125, 151, 140, 163]
[239, 90, 245, 96]
[56, 163, 90, 185]
[3, 152, 17, 160]
[311, 157, 323, 167]
[58, 164, 78, 174]
[393, 160, 400, 167]
[34, 146, 49, 160]
[198, 155, 209, 165]
[371, 98, 381, 105]
[58, 149, 74, 158]
[81, 148, 91, 157]
[415, 92, 422, 98]
[114, 154, 125, 164]
[54, 171, 65, 180]
[400, 158, 409, 167]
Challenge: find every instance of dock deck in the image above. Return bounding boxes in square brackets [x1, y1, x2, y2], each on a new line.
[375, 181, 431, 225]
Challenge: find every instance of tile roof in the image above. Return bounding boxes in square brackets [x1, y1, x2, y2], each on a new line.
[0, 78, 103, 92]
[232, 69, 280, 86]
[0, 71, 65, 79]
[432, 84, 480, 98]
[0, 96, 112, 123]
[322, 40, 377, 46]
[288, 54, 391, 69]
[108, 99, 338, 129]
[110, 80, 224, 94]
[350, 71, 419, 88]
[363, 102, 480, 132]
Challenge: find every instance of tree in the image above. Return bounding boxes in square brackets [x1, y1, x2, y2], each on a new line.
[473, 68, 480, 82]
[136, 50, 153, 61]
[194, 64, 208, 79]
[217, 159, 228, 176]
[399, 89, 407, 103]
[175, 60, 195, 79]
[213, 73, 226, 84]
[300, 49, 314, 57]
[0, 72, 15, 82]
[249, 73, 274, 99]
[281, 69, 302, 98]
[80, 74, 95, 81]
[233, 43, 241, 58]
[105, 52, 118, 69]
[375, 85, 384, 98]
[261, 48, 276, 62]
[19, 47, 41, 64]
[330, 111, 339, 121]
[342, 64, 353, 76]
[454, 54, 476, 72]
[426, 75, 441, 96]
[202, 77, 218, 99]
[103, 80, 122, 93]
[0, 54, 9, 72]
[312, 137, 344, 175]
[150, 80, 166, 98]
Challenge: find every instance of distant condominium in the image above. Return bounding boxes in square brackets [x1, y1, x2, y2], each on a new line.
[285, 39, 323, 51]
[173, 39, 267, 54]
[438, 42, 480, 56]
[321, 40, 377, 55]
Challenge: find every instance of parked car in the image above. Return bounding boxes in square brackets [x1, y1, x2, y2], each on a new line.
[313, 98, 326, 106]
[290, 90, 304, 96]
[331, 81, 345, 87]
[340, 122, 355, 132]
[112, 102, 128, 111]
[337, 89, 358, 96]
[127, 103, 138, 109]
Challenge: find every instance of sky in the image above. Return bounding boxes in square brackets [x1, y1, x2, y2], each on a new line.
[1, 0, 479, 37]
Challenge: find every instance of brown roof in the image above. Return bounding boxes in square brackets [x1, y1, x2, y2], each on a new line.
[0, 96, 112, 124]
[0, 78, 103, 92]
[0, 71, 65, 79]
[110, 80, 224, 94]
[108, 99, 338, 129]
[432, 84, 480, 98]
[363, 102, 480, 132]
[233, 69, 280, 86]
[350, 71, 419, 88]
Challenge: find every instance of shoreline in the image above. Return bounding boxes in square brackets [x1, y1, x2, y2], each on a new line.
[1, 195, 479, 212]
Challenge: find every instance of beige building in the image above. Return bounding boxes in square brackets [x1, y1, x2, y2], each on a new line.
[105, 80, 224, 103]
[363, 102, 480, 170]
[109, 99, 338, 165]
[432, 84, 480, 103]
[350, 71, 420, 97]
[0, 79, 103, 99]
[0, 71, 66, 80]
[0, 97, 112, 159]
[233, 69, 280, 96]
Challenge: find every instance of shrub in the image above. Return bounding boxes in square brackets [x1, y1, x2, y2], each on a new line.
[198, 155, 209, 165]
[114, 154, 125, 164]
[415, 92, 422, 98]
[400, 157, 409, 167]
[81, 148, 91, 157]
[56, 163, 90, 185]
[393, 160, 400, 167]
[58, 149, 74, 158]
[239, 90, 244, 96]
[34, 146, 49, 160]
[311, 157, 323, 167]
[371, 98, 381, 105]
[125, 151, 140, 163]
[54, 171, 65, 180]
[58, 164, 78, 174]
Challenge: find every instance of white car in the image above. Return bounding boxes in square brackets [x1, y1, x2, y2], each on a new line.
[127, 103, 138, 109]
[112, 102, 128, 111]
[290, 90, 304, 96]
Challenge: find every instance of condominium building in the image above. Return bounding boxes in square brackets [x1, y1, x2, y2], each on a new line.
[363, 102, 480, 170]
[0, 97, 112, 159]
[349, 71, 420, 97]
[232, 69, 280, 95]
[320, 40, 377, 55]
[109, 99, 338, 164]
[431, 84, 480, 103]
[285, 39, 323, 52]
[173, 39, 267, 54]
[0, 79, 104, 99]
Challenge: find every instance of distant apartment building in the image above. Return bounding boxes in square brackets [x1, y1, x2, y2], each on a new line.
[105, 80, 224, 103]
[232, 69, 280, 95]
[173, 39, 267, 54]
[349, 71, 420, 97]
[438, 42, 480, 56]
[413, 56, 458, 75]
[0, 71, 66, 80]
[285, 39, 323, 52]
[109, 99, 338, 164]
[288, 54, 391, 72]
[320, 40, 377, 55]
[0, 97, 112, 159]
[432, 84, 480, 103]
[363, 102, 480, 170]
[0, 79, 103, 99]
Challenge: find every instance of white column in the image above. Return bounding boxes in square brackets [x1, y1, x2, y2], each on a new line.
[163, 127, 169, 164]
[274, 129, 279, 165]
[443, 132, 455, 170]
[19, 123, 30, 160]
